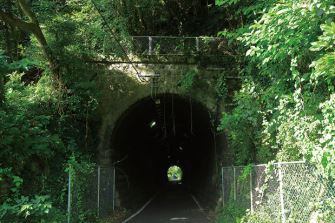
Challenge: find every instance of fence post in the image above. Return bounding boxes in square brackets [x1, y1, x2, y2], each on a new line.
[278, 163, 286, 223]
[97, 166, 101, 218]
[233, 166, 236, 201]
[221, 167, 224, 207]
[196, 37, 200, 52]
[112, 166, 116, 211]
[67, 172, 71, 223]
[250, 166, 254, 213]
[148, 36, 153, 55]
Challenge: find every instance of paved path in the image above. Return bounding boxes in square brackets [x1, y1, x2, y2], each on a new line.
[126, 185, 209, 223]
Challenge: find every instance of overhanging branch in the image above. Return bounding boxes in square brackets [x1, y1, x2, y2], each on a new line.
[17, 0, 39, 24]
[0, 10, 35, 33]
[0, 5, 59, 78]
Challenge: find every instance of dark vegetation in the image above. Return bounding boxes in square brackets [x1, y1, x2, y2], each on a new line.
[0, 0, 334, 222]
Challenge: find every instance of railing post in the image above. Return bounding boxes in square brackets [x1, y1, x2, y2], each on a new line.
[250, 166, 254, 213]
[112, 166, 116, 211]
[97, 166, 101, 218]
[233, 166, 236, 201]
[278, 163, 286, 223]
[221, 167, 224, 207]
[148, 36, 153, 55]
[196, 37, 200, 52]
[67, 172, 71, 223]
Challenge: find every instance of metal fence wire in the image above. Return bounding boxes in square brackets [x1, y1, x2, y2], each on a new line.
[221, 161, 335, 223]
[67, 166, 115, 223]
[130, 36, 224, 55]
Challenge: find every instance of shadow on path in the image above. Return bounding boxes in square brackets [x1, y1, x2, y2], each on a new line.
[126, 184, 209, 223]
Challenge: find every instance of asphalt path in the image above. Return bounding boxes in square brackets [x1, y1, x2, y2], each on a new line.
[125, 184, 209, 223]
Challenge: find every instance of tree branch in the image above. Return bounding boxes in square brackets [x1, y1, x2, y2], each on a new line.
[0, 5, 59, 78]
[0, 9, 49, 58]
[0, 10, 35, 33]
[17, 0, 39, 24]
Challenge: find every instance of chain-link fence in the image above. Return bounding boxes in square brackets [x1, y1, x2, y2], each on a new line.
[67, 166, 116, 223]
[221, 161, 335, 223]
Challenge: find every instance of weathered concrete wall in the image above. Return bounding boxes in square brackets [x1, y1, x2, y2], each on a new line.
[95, 62, 233, 165]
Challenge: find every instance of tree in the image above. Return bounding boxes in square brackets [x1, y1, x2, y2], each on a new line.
[0, 0, 59, 78]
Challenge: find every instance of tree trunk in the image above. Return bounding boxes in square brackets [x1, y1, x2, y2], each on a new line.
[0, 73, 4, 106]
[0, 0, 60, 79]
[3, 0, 14, 60]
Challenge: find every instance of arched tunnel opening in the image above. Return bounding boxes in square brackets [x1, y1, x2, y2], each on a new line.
[110, 93, 218, 209]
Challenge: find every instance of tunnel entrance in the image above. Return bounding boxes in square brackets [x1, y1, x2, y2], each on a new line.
[110, 93, 215, 208]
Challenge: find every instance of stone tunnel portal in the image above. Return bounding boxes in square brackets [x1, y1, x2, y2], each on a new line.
[110, 93, 216, 208]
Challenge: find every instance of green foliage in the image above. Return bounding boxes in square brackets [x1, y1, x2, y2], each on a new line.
[178, 69, 197, 92]
[0, 73, 71, 221]
[0, 168, 57, 222]
[315, 94, 335, 178]
[239, 0, 335, 174]
[0, 69, 97, 220]
[238, 164, 252, 182]
[0, 50, 9, 74]
[0, 73, 63, 167]
[215, 0, 276, 37]
[214, 74, 228, 99]
[216, 196, 245, 223]
[240, 211, 273, 223]
[1, 1, 112, 221]
[66, 155, 97, 222]
[103, 0, 212, 35]
[217, 0, 335, 221]
[0, 66, 98, 222]
[219, 0, 335, 167]
[242, 0, 334, 80]
[219, 80, 262, 164]
[310, 22, 335, 91]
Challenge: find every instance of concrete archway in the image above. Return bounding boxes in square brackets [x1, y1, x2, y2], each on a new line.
[95, 64, 221, 166]
[93, 63, 236, 209]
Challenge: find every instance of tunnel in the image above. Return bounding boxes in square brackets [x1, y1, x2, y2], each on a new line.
[110, 93, 216, 208]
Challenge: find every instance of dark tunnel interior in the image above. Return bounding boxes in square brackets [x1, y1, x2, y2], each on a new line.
[110, 93, 216, 208]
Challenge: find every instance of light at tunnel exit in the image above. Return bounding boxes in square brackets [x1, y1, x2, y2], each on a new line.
[167, 165, 183, 182]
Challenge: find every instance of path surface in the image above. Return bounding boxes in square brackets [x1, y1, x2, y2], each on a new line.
[126, 184, 209, 223]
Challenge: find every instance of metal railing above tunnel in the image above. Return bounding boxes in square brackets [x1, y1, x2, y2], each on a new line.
[126, 36, 226, 56]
